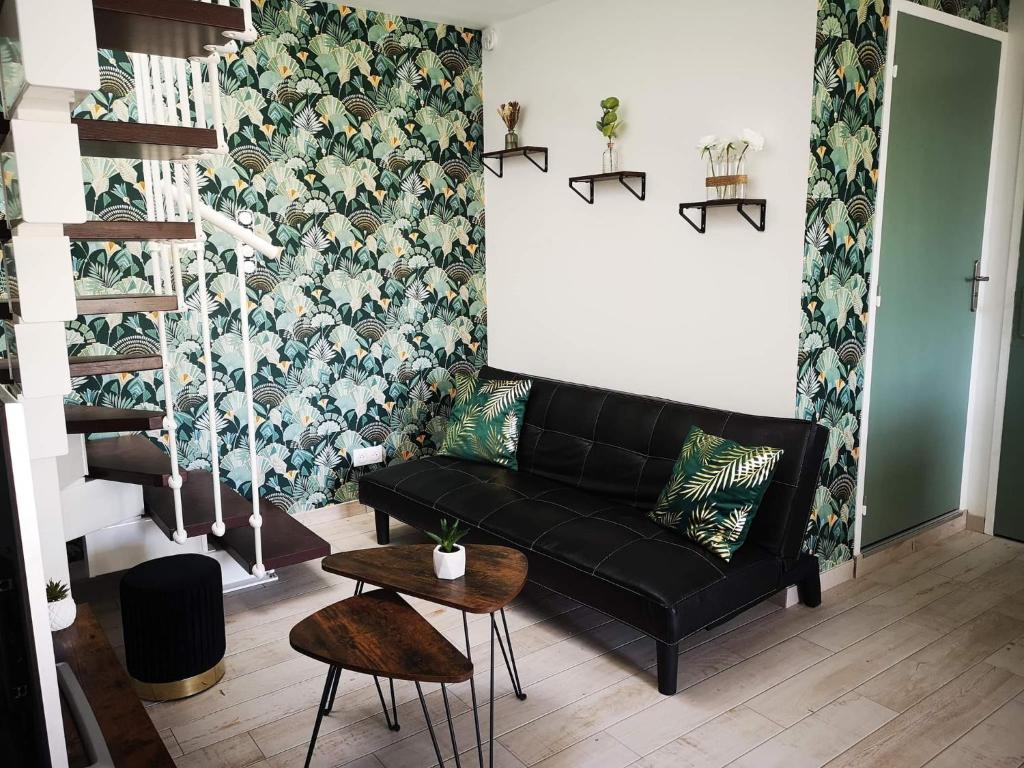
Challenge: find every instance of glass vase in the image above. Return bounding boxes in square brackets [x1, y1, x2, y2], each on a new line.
[505, 130, 519, 150]
[602, 141, 618, 174]
[735, 155, 748, 199]
[706, 157, 724, 201]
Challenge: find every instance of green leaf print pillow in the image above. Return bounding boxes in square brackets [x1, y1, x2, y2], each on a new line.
[649, 426, 784, 561]
[438, 374, 533, 469]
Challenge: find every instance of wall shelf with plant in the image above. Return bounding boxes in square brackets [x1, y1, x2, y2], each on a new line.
[569, 171, 647, 204]
[679, 198, 767, 233]
[567, 96, 646, 204]
[682, 131, 767, 232]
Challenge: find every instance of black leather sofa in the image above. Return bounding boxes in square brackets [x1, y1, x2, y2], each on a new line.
[360, 367, 828, 694]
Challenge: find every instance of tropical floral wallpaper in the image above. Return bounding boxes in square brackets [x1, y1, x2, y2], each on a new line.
[911, 0, 1010, 29]
[68, 2, 486, 512]
[798, 0, 1008, 569]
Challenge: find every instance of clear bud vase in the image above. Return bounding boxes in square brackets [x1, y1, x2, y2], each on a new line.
[602, 141, 617, 174]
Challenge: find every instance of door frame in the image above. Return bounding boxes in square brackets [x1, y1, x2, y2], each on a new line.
[985, 57, 1024, 537]
[854, 1, 1017, 556]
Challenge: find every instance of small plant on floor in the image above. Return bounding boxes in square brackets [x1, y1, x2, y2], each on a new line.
[46, 579, 69, 603]
[46, 578, 76, 632]
[430, 518, 469, 580]
[428, 517, 468, 553]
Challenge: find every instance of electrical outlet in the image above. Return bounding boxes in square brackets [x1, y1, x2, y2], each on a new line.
[352, 445, 385, 467]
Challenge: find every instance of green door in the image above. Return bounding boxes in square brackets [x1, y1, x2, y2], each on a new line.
[994, 235, 1024, 542]
[862, 15, 1000, 547]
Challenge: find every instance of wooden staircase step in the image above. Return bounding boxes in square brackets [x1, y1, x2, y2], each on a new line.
[85, 435, 185, 487]
[74, 118, 218, 161]
[144, 470, 252, 540]
[217, 504, 331, 572]
[92, 0, 246, 59]
[69, 353, 163, 377]
[0, 354, 162, 384]
[0, 293, 178, 319]
[63, 221, 196, 242]
[65, 404, 164, 433]
[77, 293, 179, 314]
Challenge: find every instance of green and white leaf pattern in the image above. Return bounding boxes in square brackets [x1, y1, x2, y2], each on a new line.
[65, 2, 486, 513]
[439, 375, 532, 469]
[650, 427, 783, 562]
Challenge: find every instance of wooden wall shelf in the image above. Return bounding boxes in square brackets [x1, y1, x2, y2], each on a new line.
[679, 198, 767, 233]
[569, 171, 646, 204]
[481, 146, 548, 177]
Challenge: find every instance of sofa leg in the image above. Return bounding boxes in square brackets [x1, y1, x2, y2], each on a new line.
[656, 640, 679, 695]
[798, 567, 822, 608]
[374, 509, 390, 545]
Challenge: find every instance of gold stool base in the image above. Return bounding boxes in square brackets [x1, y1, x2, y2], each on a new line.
[131, 658, 225, 702]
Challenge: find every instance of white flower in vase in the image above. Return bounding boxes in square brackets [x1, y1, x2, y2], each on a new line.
[735, 129, 766, 199]
[741, 128, 766, 153]
[697, 134, 720, 159]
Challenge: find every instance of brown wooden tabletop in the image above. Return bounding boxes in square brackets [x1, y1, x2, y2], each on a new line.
[289, 590, 473, 684]
[322, 544, 528, 614]
[52, 604, 175, 768]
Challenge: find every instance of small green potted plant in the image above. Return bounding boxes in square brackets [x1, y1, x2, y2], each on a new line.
[46, 578, 76, 632]
[428, 517, 469, 580]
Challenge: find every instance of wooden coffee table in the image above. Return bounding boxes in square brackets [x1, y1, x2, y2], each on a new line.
[290, 589, 473, 768]
[322, 544, 529, 768]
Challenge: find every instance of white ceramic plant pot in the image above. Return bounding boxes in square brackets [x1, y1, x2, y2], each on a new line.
[48, 596, 76, 632]
[433, 545, 466, 580]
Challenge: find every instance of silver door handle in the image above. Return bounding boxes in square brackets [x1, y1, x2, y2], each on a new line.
[967, 259, 990, 313]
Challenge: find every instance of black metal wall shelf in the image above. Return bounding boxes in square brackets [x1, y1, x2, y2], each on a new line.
[481, 146, 549, 177]
[679, 199, 767, 233]
[569, 171, 646, 204]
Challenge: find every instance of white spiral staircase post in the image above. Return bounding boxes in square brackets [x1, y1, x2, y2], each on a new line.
[234, 211, 264, 577]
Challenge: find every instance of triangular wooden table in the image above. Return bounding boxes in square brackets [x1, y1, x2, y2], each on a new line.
[322, 544, 529, 768]
[290, 589, 473, 767]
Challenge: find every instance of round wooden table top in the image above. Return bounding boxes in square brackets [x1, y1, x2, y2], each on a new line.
[289, 589, 473, 684]
[321, 544, 529, 615]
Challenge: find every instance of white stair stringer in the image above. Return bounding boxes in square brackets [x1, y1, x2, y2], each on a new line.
[60, 477, 144, 542]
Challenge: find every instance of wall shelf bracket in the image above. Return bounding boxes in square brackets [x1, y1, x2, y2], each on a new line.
[678, 198, 767, 234]
[481, 146, 549, 178]
[568, 171, 646, 204]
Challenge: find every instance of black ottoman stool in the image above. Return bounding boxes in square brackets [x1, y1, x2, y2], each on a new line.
[120, 554, 225, 701]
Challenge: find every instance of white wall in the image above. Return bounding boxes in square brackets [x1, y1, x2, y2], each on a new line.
[483, 0, 817, 418]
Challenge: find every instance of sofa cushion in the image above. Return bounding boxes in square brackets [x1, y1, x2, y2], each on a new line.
[360, 456, 785, 635]
[649, 426, 784, 562]
[438, 374, 533, 469]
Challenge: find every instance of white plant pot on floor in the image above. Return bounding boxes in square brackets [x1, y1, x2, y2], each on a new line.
[433, 545, 466, 580]
[48, 596, 77, 632]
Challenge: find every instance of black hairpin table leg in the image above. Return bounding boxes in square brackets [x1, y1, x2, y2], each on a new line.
[463, 613, 485, 768]
[417, 681, 464, 767]
[441, 684, 463, 768]
[355, 580, 400, 732]
[489, 614, 496, 768]
[495, 609, 526, 700]
[304, 665, 340, 768]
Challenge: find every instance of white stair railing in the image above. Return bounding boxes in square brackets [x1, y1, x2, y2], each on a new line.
[234, 216, 264, 578]
[124, 4, 271, 572]
[148, 243, 187, 542]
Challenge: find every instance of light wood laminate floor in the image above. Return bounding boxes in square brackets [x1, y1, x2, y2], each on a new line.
[84, 503, 1024, 768]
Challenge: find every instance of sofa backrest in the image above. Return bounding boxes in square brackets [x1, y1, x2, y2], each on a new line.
[479, 366, 828, 563]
